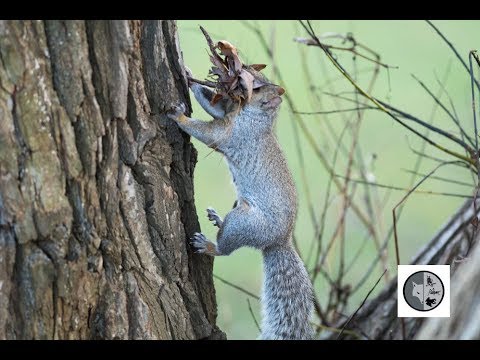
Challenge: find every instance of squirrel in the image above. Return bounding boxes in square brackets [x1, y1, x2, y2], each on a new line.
[167, 67, 314, 340]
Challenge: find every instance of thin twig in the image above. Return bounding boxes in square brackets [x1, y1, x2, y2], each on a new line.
[334, 175, 472, 198]
[313, 66, 378, 90]
[294, 37, 398, 69]
[402, 168, 474, 188]
[188, 77, 217, 88]
[405, 137, 471, 168]
[213, 274, 259, 300]
[247, 298, 261, 332]
[344, 231, 371, 274]
[318, 185, 359, 269]
[293, 106, 377, 115]
[336, 106, 362, 286]
[392, 161, 465, 265]
[469, 51, 479, 159]
[313, 322, 363, 339]
[411, 73, 475, 148]
[407, 61, 453, 192]
[434, 68, 477, 183]
[311, 124, 350, 284]
[337, 269, 387, 339]
[425, 20, 480, 92]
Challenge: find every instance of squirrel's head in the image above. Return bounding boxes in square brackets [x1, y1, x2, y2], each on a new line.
[245, 83, 285, 115]
[237, 67, 285, 123]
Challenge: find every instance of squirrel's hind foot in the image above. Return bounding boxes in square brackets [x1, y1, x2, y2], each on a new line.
[206, 207, 223, 228]
[190, 232, 221, 256]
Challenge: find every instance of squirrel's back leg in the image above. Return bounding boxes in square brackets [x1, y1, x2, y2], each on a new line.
[207, 207, 223, 228]
[191, 200, 274, 256]
[215, 200, 275, 255]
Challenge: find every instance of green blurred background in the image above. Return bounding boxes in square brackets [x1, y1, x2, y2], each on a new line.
[177, 20, 480, 339]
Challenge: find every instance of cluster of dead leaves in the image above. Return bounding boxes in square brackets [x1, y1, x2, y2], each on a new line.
[191, 26, 269, 106]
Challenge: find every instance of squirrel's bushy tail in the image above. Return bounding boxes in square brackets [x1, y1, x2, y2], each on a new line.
[260, 244, 314, 340]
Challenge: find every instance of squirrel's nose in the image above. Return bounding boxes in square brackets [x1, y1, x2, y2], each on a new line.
[277, 86, 285, 96]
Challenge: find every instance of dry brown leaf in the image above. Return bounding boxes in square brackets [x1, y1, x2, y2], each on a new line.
[210, 55, 226, 73]
[218, 40, 242, 73]
[226, 57, 236, 75]
[250, 64, 267, 71]
[233, 57, 242, 73]
[227, 77, 238, 92]
[217, 40, 237, 56]
[239, 69, 254, 102]
[210, 93, 224, 105]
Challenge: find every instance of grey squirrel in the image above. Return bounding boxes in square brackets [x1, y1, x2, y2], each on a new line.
[167, 67, 314, 340]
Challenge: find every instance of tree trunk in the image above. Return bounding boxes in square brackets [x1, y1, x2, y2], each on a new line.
[0, 20, 224, 340]
[325, 199, 479, 340]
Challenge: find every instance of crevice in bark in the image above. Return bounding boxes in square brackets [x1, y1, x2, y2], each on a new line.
[161, 21, 191, 114]
[118, 198, 147, 272]
[10, 87, 29, 184]
[10, 238, 23, 339]
[36, 241, 57, 339]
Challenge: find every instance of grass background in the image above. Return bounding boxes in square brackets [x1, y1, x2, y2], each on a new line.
[178, 20, 480, 339]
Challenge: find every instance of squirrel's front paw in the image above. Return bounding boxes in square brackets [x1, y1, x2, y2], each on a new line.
[167, 103, 187, 122]
[190, 232, 220, 256]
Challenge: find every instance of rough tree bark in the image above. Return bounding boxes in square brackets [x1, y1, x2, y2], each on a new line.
[0, 20, 224, 339]
[326, 199, 480, 340]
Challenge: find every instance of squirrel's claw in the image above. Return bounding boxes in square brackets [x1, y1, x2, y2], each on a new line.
[190, 232, 208, 254]
[190, 232, 219, 256]
[167, 103, 186, 122]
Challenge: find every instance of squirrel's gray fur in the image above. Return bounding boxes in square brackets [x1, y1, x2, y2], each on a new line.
[167, 69, 314, 340]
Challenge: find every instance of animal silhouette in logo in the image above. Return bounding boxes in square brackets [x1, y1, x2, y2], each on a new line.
[425, 297, 437, 307]
[412, 281, 423, 304]
[426, 275, 436, 287]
